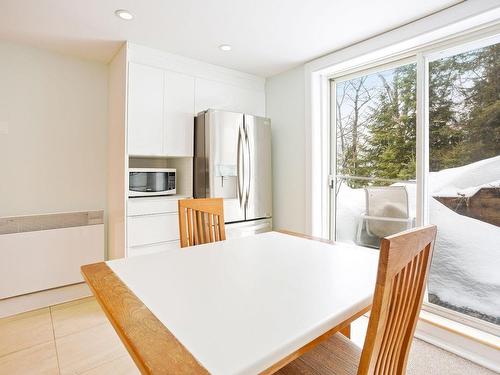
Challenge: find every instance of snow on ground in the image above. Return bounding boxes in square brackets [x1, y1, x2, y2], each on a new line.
[336, 156, 500, 319]
[336, 184, 365, 244]
[428, 198, 500, 318]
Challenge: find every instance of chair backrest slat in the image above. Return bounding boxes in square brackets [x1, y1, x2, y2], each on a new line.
[192, 208, 198, 245]
[207, 213, 214, 242]
[214, 214, 220, 241]
[186, 208, 193, 246]
[178, 198, 226, 248]
[196, 210, 203, 244]
[358, 225, 437, 375]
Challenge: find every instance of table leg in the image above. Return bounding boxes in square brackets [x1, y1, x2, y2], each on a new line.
[340, 324, 351, 338]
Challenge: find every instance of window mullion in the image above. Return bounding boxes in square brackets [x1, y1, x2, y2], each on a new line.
[416, 52, 429, 227]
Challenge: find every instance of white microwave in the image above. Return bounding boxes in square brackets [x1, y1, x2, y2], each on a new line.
[129, 168, 176, 197]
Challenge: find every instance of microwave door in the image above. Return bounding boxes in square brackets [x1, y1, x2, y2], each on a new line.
[129, 172, 148, 193]
[243, 115, 272, 221]
[207, 110, 245, 223]
[129, 169, 175, 196]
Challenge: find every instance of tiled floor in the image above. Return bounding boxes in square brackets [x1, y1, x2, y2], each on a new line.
[0, 297, 139, 375]
[0, 298, 496, 375]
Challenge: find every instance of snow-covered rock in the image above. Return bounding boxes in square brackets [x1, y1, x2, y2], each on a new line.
[430, 155, 500, 197]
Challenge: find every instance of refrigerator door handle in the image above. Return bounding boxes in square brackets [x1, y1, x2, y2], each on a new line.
[237, 125, 244, 208]
[244, 125, 251, 208]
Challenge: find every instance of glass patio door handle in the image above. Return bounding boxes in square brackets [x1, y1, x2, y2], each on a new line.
[328, 175, 334, 189]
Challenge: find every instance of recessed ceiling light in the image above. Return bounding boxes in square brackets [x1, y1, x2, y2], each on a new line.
[115, 9, 134, 20]
[219, 44, 232, 52]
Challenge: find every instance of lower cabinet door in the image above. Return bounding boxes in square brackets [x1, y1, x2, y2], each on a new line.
[128, 213, 179, 247]
[128, 240, 180, 257]
[128, 197, 178, 216]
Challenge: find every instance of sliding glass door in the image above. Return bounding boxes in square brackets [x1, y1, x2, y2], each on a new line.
[426, 40, 500, 327]
[329, 33, 500, 331]
[331, 60, 417, 248]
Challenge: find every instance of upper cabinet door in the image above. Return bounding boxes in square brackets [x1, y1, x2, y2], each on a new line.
[127, 63, 164, 156]
[164, 71, 195, 157]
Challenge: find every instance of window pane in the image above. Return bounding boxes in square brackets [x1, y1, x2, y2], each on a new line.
[335, 63, 417, 182]
[428, 42, 500, 325]
[333, 63, 417, 247]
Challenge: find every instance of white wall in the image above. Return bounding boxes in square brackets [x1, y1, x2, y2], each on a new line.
[0, 41, 108, 216]
[266, 66, 306, 233]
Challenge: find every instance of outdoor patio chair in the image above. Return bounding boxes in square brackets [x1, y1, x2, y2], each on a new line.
[356, 186, 415, 247]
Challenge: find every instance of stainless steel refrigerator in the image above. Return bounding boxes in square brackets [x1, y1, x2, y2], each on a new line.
[194, 109, 272, 238]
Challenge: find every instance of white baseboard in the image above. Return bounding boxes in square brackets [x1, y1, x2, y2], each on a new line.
[416, 311, 500, 373]
[0, 282, 91, 318]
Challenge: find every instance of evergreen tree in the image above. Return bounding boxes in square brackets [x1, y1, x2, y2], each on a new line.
[428, 43, 500, 171]
[463, 43, 500, 164]
[362, 64, 417, 183]
[429, 57, 464, 171]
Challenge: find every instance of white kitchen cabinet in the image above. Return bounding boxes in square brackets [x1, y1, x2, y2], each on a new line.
[126, 196, 189, 257]
[128, 196, 178, 216]
[195, 77, 265, 117]
[127, 63, 194, 157]
[164, 71, 195, 156]
[128, 63, 164, 156]
[128, 213, 179, 247]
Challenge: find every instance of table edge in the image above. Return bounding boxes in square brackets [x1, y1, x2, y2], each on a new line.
[275, 229, 335, 245]
[81, 262, 209, 375]
[259, 305, 371, 374]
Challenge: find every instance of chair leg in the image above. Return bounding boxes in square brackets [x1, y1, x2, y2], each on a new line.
[340, 324, 351, 339]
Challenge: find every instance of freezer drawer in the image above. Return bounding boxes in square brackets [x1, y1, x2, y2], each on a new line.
[225, 219, 272, 240]
[128, 213, 179, 247]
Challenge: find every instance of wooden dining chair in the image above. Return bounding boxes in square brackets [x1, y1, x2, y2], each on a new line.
[276, 225, 437, 375]
[178, 198, 226, 248]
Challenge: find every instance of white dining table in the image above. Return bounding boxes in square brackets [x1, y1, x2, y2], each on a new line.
[81, 231, 379, 375]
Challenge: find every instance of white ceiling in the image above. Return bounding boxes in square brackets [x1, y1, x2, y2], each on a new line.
[0, 0, 462, 77]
